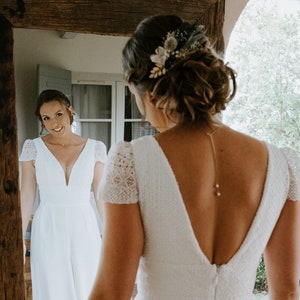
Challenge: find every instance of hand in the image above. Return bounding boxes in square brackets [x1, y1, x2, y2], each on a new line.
[23, 239, 26, 264]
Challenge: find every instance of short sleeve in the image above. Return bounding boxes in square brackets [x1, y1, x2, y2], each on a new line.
[94, 140, 107, 164]
[281, 147, 300, 201]
[19, 139, 37, 161]
[98, 141, 139, 204]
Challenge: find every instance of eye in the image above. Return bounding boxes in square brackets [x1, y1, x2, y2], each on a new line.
[42, 116, 49, 121]
[56, 112, 63, 118]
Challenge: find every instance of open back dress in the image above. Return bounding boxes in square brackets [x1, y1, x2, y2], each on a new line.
[100, 135, 300, 300]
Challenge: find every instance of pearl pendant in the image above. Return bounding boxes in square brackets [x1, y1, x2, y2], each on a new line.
[215, 183, 221, 197]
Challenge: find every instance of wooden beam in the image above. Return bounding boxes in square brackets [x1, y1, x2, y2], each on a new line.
[1, 0, 221, 37]
[1, 0, 225, 54]
[0, 14, 25, 300]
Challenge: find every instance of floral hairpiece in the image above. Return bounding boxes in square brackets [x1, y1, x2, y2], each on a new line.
[149, 23, 206, 79]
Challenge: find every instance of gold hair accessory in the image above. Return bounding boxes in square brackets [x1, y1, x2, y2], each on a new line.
[149, 23, 206, 79]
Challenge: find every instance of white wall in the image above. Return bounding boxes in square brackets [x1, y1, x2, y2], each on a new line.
[14, 28, 129, 152]
[223, 0, 249, 49]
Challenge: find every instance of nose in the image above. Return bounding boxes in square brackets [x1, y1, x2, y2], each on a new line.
[49, 118, 59, 127]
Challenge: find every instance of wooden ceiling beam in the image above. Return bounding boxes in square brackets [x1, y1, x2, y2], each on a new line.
[1, 0, 225, 52]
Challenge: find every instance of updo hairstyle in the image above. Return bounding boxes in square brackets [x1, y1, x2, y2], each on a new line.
[35, 89, 74, 125]
[122, 15, 237, 125]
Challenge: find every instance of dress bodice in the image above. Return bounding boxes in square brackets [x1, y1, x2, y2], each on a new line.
[20, 137, 106, 206]
[99, 135, 300, 300]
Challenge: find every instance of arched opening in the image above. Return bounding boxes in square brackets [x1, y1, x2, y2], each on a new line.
[224, 0, 300, 153]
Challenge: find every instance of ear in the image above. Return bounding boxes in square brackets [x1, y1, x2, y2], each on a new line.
[67, 105, 74, 115]
[146, 91, 156, 106]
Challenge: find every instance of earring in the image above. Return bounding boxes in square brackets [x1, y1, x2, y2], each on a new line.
[39, 124, 45, 135]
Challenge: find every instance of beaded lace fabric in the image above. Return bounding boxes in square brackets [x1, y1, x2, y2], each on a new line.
[99, 135, 300, 300]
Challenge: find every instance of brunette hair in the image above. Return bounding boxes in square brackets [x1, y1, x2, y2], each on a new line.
[122, 15, 237, 125]
[35, 89, 73, 124]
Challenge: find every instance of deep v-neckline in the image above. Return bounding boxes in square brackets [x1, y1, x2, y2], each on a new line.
[39, 137, 89, 186]
[150, 136, 270, 268]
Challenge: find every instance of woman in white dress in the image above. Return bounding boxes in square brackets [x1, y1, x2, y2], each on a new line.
[20, 89, 106, 300]
[89, 15, 300, 300]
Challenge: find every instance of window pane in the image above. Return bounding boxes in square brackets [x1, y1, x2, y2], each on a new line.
[72, 84, 112, 119]
[124, 121, 157, 142]
[125, 86, 142, 119]
[80, 122, 111, 149]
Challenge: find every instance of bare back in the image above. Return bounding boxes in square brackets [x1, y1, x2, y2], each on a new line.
[155, 124, 268, 265]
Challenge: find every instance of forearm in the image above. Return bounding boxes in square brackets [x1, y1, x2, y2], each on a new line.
[268, 289, 299, 300]
[20, 161, 37, 236]
[265, 200, 300, 300]
[95, 198, 103, 221]
[21, 196, 35, 236]
[89, 203, 143, 300]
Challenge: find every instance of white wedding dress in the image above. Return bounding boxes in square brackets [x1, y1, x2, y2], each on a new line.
[99, 135, 300, 300]
[20, 138, 106, 300]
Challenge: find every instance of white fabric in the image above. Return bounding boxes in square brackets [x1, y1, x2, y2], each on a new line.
[20, 137, 106, 300]
[99, 135, 300, 300]
[19, 138, 106, 164]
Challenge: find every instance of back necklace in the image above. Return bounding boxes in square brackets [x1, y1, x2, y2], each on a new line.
[206, 127, 221, 197]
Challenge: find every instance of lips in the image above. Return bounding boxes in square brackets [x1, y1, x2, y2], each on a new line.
[53, 127, 63, 132]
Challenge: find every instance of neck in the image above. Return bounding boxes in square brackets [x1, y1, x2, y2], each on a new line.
[46, 133, 74, 146]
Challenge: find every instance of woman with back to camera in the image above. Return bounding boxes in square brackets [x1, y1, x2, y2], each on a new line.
[19, 89, 106, 300]
[89, 15, 300, 300]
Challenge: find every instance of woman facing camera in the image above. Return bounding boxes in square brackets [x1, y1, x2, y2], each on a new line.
[20, 89, 106, 300]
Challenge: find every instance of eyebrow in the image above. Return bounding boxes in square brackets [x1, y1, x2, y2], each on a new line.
[41, 110, 63, 118]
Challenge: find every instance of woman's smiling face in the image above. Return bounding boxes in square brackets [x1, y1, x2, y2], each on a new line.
[39, 100, 72, 135]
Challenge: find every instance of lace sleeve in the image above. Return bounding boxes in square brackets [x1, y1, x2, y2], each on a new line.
[282, 147, 300, 201]
[94, 140, 107, 163]
[19, 139, 37, 161]
[98, 141, 139, 204]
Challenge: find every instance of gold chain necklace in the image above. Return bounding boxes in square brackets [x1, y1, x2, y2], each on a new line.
[206, 127, 221, 197]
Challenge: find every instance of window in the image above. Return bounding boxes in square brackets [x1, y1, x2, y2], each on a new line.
[72, 83, 114, 148]
[72, 74, 157, 149]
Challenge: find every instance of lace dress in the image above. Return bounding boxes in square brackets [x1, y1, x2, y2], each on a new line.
[19, 137, 106, 300]
[99, 135, 300, 300]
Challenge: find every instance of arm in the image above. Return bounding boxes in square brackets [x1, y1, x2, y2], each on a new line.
[264, 199, 300, 300]
[89, 202, 144, 300]
[20, 160, 37, 237]
[92, 161, 105, 220]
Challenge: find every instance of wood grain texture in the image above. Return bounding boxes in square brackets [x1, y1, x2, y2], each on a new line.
[0, 0, 225, 52]
[0, 14, 25, 300]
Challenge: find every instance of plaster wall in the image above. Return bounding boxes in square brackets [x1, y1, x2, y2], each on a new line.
[13, 29, 129, 152]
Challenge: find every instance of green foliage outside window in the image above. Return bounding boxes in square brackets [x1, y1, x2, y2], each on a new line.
[254, 256, 268, 295]
[223, 0, 300, 154]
